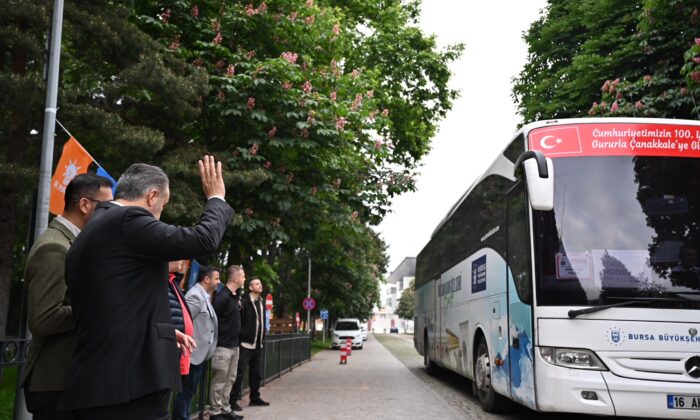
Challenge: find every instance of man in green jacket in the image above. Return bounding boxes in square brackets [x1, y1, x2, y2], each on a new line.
[20, 173, 114, 420]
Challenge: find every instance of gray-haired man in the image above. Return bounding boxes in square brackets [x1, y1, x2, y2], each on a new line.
[61, 156, 233, 420]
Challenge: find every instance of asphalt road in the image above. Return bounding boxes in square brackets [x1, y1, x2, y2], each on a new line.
[374, 333, 638, 420]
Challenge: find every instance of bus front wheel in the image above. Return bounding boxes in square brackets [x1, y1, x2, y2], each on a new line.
[474, 339, 508, 412]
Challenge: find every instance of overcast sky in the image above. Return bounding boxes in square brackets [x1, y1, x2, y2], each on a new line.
[375, 1, 548, 273]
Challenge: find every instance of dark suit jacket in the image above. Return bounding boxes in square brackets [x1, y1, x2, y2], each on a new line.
[20, 218, 77, 392]
[240, 294, 265, 348]
[61, 198, 233, 410]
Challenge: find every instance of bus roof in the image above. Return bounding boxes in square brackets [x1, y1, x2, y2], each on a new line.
[429, 117, 700, 238]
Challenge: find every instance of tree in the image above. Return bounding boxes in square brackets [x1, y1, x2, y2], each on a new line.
[514, 0, 647, 123]
[131, 0, 460, 317]
[514, 0, 700, 123]
[1, 0, 461, 332]
[395, 283, 414, 320]
[0, 0, 207, 335]
[589, 0, 700, 119]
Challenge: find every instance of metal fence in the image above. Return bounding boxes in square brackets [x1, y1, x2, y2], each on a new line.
[0, 338, 30, 368]
[0, 334, 310, 420]
[191, 332, 311, 418]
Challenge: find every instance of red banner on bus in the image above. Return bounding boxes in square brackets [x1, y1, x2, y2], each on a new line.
[528, 123, 700, 158]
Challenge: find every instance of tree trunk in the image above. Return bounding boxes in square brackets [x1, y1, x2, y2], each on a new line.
[0, 188, 17, 337]
[0, 37, 28, 337]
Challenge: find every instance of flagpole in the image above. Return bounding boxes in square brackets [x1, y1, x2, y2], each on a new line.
[55, 119, 105, 169]
[35, 0, 64, 239]
[55, 118, 74, 139]
[15, 1, 65, 419]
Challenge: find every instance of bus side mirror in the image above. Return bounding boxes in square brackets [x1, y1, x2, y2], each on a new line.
[515, 150, 554, 211]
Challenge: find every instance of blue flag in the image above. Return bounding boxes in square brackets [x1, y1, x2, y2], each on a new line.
[96, 166, 117, 194]
[187, 260, 201, 290]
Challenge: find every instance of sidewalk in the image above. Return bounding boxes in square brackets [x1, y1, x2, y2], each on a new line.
[236, 334, 464, 419]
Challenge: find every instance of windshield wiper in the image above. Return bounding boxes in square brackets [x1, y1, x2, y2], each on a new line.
[567, 296, 688, 318]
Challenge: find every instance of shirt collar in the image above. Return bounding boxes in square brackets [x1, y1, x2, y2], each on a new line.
[110, 200, 124, 206]
[55, 216, 81, 237]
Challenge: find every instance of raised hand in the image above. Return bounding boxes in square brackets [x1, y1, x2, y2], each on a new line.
[198, 155, 225, 199]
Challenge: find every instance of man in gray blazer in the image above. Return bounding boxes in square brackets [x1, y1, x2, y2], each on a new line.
[172, 266, 220, 420]
[20, 174, 113, 420]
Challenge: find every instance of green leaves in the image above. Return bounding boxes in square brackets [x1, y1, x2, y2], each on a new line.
[515, 0, 700, 122]
[1, 0, 460, 322]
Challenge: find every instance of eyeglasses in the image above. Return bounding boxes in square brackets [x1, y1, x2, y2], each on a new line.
[83, 197, 101, 204]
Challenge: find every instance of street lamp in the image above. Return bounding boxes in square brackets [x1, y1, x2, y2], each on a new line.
[307, 255, 311, 333]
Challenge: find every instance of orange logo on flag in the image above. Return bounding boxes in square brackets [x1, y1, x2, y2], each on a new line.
[49, 137, 94, 215]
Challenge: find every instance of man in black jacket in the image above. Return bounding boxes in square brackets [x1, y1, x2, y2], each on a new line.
[230, 277, 269, 408]
[209, 265, 246, 420]
[61, 156, 233, 419]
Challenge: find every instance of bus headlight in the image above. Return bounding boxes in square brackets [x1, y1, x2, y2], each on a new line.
[539, 347, 608, 371]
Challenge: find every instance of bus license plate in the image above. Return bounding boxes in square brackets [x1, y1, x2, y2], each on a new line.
[668, 395, 700, 409]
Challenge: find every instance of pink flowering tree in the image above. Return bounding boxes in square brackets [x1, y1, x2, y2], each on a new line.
[135, 0, 459, 317]
[515, 0, 700, 122]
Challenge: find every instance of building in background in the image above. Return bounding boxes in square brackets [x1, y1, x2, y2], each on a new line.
[372, 257, 415, 334]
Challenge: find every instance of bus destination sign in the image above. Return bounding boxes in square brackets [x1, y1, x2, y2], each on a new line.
[528, 123, 700, 158]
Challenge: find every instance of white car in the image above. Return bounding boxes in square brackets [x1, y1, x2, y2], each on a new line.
[361, 324, 368, 341]
[332, 318, 363, 349]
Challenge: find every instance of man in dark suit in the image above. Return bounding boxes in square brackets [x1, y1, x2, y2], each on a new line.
[61, 156, 233, 419]
[20, 173, 113, 420]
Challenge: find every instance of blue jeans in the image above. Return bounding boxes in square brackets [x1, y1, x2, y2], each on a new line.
[172, 363, 205, 420]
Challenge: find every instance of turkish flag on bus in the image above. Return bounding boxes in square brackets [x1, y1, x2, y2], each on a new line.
[528, 126, 582, 156]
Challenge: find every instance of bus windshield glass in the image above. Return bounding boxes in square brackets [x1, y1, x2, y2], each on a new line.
[528, 123, 700, 308]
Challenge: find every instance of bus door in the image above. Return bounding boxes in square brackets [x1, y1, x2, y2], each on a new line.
[506, 182, 536, 409]
[434, 275, 442, 363]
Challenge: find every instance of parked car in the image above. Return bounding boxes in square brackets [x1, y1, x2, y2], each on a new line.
[389, 326, 399, 334]
[361, 324, 368, 341]
[332, 318, 363, 349]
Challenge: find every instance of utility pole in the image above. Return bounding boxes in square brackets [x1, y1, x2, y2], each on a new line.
[14, 1, 64, 419]
[35, 0, 63, 237]
[307, 256, 311, 333]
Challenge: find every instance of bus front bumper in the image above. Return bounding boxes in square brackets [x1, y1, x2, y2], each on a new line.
[535, 351, 700, 418]
[535, 351, 614, 416]
[602, 371, 700, 419]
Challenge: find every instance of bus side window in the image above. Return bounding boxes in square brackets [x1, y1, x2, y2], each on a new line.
[507, 183, 532, 305]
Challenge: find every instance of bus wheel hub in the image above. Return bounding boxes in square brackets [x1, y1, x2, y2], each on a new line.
[475, 354, 490, 390]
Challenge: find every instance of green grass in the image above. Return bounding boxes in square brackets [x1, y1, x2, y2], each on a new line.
[311, 338, 333, 356]
[0, 366, 18, 420]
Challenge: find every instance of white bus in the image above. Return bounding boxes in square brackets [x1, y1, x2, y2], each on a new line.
[414, 118, 700, 418]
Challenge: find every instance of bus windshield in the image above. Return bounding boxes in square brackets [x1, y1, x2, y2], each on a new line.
[534, 155, 700, 308]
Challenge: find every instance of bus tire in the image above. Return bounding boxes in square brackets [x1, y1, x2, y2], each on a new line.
[424, 332, 436, 375]
[474, 339, 509, 412]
